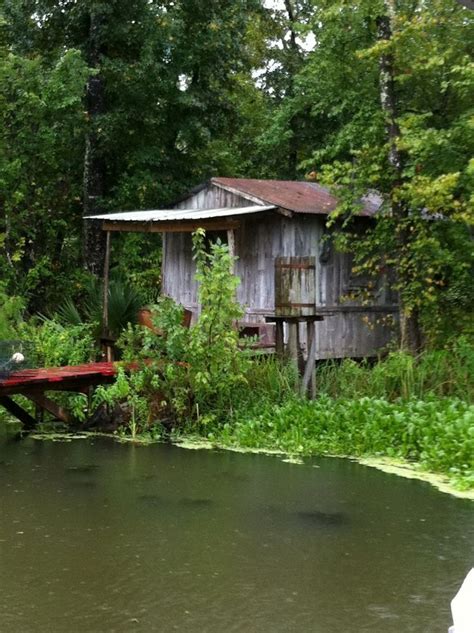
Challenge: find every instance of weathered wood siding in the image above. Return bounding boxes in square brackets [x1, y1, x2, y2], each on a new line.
[234, 213, 320, 318]
[275, 257, 316, 317]
[163, 182, 396, 358]
[162, 232, 199, 312]
[174, 184, 251, 210]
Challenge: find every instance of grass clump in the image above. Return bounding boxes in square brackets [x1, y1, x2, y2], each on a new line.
[316, 338, 473, 402]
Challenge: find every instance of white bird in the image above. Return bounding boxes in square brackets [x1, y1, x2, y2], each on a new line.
[11, 352, 25, 364]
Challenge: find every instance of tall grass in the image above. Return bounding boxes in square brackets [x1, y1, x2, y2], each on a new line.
[315, 338, 473, 402]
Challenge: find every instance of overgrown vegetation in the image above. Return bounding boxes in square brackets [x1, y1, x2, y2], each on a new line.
[108, 230, 256, 433]
[0, 1, 473, 491]
[53, 272, 144, 340]
[0, 229, 473, 490]
[20, 319, 96, 368]
[203, 396, 474, 490]
[315, 340, 474, 402]
[60, 232, 471, 491]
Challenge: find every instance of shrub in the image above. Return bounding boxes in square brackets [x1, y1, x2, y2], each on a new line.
[19, 318, 96, 367]
[0, 286, 25, 339]
[54, 272, 144, 340]
[113, 229, 252, 430]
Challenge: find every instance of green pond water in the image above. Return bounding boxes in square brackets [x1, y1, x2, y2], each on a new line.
[0, 436, 473, 633]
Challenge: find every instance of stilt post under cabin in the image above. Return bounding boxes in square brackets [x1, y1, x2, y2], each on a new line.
[102, 230, 113, 362]
[301, 320, 317, 398]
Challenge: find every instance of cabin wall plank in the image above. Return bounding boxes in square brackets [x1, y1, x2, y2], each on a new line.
[174, 184, 251, 211]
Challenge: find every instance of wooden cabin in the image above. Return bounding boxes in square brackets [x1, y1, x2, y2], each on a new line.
[89, 178, 398, 359]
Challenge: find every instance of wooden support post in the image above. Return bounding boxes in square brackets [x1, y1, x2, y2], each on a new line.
[35, 402, 44, 425]
[87, 386, 93, 415]
[102, 230, 113, 362]
[301, 321, 317, 398]
[296, 323, 305, 375]
[227, 228, 235, 274]
[0, 396, 37, 430]
[27, 392, 75, 425]
[275, 321, 285, 357]
[287, 322, 298, 364]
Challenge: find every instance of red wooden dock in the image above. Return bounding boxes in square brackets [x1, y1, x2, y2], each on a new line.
[0, 362, 118, 430]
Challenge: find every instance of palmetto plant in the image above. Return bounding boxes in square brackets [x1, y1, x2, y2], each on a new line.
[54, 273, 144, 339]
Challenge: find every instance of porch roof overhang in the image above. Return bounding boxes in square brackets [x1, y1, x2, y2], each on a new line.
[85, 205, 276, 233]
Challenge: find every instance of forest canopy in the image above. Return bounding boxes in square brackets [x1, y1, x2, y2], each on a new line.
[0, 0, 473, 348]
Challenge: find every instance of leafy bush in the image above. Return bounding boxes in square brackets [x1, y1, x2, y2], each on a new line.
[19, 318, 96, 367]
[0, 286, 25, 339]
[112, 229, 254, 430]
[92, 367, 161, 439]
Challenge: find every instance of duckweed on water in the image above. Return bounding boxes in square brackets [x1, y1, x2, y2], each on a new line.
[202, 396, 474, 491]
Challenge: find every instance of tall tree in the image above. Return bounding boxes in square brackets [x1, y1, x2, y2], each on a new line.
[300, 0, 474, 348]
[376, 0, 422, 350]
[0, 38, 89, 308]
[83, 6, 107, 275]
[246, 0, 317, 179]
[1, 0, 263, 301]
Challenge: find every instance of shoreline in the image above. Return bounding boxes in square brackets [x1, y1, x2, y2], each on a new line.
[174, 436, 474, 500]
[3, 425, 472, 500]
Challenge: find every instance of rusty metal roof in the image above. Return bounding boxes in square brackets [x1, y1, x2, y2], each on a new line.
[212, 177, 381, 216]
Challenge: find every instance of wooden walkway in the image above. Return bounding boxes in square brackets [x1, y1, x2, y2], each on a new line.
[0, 362, 118, 430]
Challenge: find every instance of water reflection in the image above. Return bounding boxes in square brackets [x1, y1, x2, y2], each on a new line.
[0, 437, 472, 633]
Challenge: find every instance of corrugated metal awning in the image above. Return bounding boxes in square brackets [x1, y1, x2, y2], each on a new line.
[85, 205, 276, 223]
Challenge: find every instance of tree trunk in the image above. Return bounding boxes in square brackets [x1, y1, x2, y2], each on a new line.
[399, 305, 422, 353]
[284, 0, 300, 179]
[83, 8, 107, 276]
[377, 1, 422, 353]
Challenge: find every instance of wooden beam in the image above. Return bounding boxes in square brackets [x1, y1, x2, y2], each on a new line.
[0, 375, 115, 397]
[227, 228, 235, 274]
[27, 392, 75, 425]
[301, 322, 317, 398]
[102, 230, 114, 362]
[0, 396, 36, 430]
[103, 230, 111, 332]
[275, 321, 284, 358]
[315, 305, 399, 314]
[212, 182, 268, 207]
[275, 207, 293, 218]
[102, 219, 240, 234]
[211, 182, 291, 217]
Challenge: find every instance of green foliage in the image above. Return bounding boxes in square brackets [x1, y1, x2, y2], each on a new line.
[188, 229, 248, 414]
[300, 0, 474, 345]
[0, 285, 25, 338]
[113, 233, 161, 304]
[19, 318, 96, 368]
[179, 336, 474, 490]
[316, 338, 474, 402]
[93, 367, 160, 440]
[54, 272, 144, 339]
[114, 230, 251, 426]
[208, 396, 474, 490]
[0, 47, 89, 311]
[1, 0, 264, 314]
